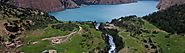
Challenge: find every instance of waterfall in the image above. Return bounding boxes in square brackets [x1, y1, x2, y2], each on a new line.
[95, 23, 116, 53]
[107, 34, 116, 53]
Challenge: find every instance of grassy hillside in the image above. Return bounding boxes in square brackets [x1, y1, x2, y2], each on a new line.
[101, 16, 185, 53]
[102, 4, 185, 53]
[17, 22, 107, 53]
[0, 3, 107, 53]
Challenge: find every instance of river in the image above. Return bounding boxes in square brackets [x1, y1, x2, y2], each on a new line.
[49, 1, 158, 22]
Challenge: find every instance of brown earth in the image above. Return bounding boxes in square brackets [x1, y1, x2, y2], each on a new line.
[157, 0, 185, 10]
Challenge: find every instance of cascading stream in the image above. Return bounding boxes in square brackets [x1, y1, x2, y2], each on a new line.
[107, 34, 116, 53]
[95, 23, 116, 53]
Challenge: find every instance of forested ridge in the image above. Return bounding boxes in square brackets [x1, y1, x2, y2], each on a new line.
[143, 4, 185, 34]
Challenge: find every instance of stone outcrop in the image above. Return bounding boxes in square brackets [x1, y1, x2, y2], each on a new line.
[157, 0, 185, 10]
[60, 0, 80, 9]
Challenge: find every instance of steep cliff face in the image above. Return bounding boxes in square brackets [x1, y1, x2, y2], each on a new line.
[6, 0, 64, 12]
[60, 0, 80, 9]
[157, 0, 185, 10]
[98, 0, 137, 4]
[73, 0, 136, 5]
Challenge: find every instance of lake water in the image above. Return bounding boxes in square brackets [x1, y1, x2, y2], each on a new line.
[49, 1, 158, 22]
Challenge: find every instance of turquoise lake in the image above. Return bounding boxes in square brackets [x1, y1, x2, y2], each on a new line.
[49, 1, 158, 22]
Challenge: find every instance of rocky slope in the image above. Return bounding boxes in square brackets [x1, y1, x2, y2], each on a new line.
[98, 0, 137, 4]
[0, 3, 57, 36]
[1, 0, 136, 12]
[73, 0, 136, 5]
[6, 0, 64, 12]
[60, 0, 80, 9]
[157, 0, 185, 10]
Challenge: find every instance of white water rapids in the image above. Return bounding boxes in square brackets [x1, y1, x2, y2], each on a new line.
[95, 23, 116, 53]
[107, 34, 116, 53]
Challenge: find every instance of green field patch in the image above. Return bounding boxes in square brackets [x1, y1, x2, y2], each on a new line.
[118, 32, 145, 53]
[143, 20, 158, 30]
[24, 26, 69, 42]
[152, 31, 185, 53]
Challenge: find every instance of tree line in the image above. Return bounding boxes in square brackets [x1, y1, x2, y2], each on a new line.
[143, 4, 185, 34]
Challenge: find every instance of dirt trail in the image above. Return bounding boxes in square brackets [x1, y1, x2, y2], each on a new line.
[41, 26, 83, 44]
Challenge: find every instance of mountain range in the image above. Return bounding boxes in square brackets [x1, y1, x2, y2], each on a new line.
[1, 0, 184, 12]
[1, 0, 136, 12]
